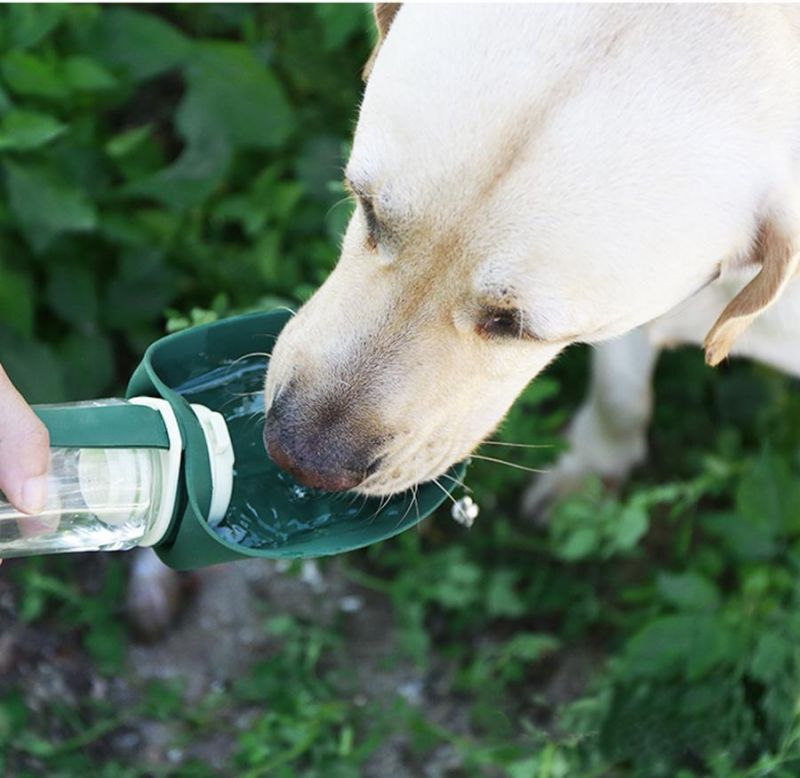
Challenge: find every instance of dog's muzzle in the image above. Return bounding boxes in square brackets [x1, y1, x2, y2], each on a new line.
[263, 390, 380, 492]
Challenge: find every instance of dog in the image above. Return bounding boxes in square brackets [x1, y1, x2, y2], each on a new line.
[129, 4, 800, 635]
[263, 4, 800, 495]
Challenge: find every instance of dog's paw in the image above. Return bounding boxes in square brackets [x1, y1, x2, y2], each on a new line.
[520, 453, 595, 525]
[524, 401, 649, 523]
[521, 449, 635, 525]
[126, 548, 190, 641]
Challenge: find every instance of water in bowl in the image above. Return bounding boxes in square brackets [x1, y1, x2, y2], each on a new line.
[173, 355, 419, 551]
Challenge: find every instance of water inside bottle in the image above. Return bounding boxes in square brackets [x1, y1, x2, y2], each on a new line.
[0, 444, 157, 557]
[174, 355, 418, 551]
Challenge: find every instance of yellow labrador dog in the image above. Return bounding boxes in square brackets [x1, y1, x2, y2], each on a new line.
[130, 4, 800, 633]
[264, 4, 800, 500]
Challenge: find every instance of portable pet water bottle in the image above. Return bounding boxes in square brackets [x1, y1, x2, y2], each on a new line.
[0, 398, 233, 558]
[0, 310, 465, 570]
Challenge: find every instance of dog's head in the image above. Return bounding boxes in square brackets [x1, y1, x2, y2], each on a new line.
[264, 5, 799, 494]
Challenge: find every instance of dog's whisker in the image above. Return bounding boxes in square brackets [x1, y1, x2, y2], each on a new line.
[432, 478, 461, 513]
[226, 351, 271, 373]
[439, 471, 472, 493]
[393, 486, 418, 531]
[395, 457, 422, 532]
[368, 493, 393, 524]
[325, 194, 355, 221]
[375, 494, 392, 519]
[470, 454, 550, 475]
[481, 440, 554, 450]
[271, 306, 297, 319]
[408, 464, 423, 533]
[226, 389, 266, 399]
[243, 411, 267, 437]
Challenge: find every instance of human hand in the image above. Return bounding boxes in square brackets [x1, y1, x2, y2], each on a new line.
[0, 365, 50, 515]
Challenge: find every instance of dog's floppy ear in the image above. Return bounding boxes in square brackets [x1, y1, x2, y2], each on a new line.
[363, 3, 402, 81]
[704, 222, 799, 366]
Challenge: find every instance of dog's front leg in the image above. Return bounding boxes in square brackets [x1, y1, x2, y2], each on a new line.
[126, 547, 186, 640]
[522, 328, 660, 520]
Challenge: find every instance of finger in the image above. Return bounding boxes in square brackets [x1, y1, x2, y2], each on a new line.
[0, 366, 50, 514]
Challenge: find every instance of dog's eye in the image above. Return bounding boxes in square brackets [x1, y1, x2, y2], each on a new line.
[477, 308, 532, 340]
[359, 196, 380, 250]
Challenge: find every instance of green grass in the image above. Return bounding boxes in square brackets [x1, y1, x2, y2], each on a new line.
[2, 5, 800, 777]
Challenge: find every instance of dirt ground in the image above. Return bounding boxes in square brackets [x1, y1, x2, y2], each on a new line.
[0, 552, 598, 777]
[127, 557, 476, 776]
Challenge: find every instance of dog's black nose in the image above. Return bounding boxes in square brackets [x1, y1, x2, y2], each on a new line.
[264, 429, 366, 491]
[263, 393, 372, 492]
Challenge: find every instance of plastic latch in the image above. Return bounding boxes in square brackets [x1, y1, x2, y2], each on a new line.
[190, 404, 235, 527]
[129, 397, 183, 547]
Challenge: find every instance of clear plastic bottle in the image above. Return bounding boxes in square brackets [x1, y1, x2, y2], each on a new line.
[0, 446, 167, 557]
[0, 398, 233, 559]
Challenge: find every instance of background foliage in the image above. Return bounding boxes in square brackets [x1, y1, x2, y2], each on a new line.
[0, 3, 358, 402]
[2, 5, 800, 777]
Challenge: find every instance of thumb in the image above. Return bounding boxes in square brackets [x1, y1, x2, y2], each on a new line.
[0, 366, 50, 514]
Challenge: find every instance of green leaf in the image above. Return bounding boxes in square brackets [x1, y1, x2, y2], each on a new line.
[296, 136, 345, 201]
[0, 263, 33, 336]
[62, 55, 117, 92]
[251, 231, 283, 287]
[702, 510, 778, 562]
[0, 325, 66, 403]
[557, 526, 599, 560]
[45, 262, 98, 327]
[212, 193, 268, 237]
[177, 41, 292, 150]
[625, 614, 731, 680]
[212, 167, 303, 237]
[501, 633, 560, 663]
[103, 126, 164, 182]
[750, 631, 791, 684]
[4, 160, 97, 252]
[657, 571, 720, 612]
[0, 85, 12, 115]
[104, 124, 152, 158]
[485, 569, 527, 618]
[124, 133, 230, 208]
[88, 9, 190, 81]
[611, 502, 649, 551]
[7, 5, 66, 49]
[61, 332, 114, 398]
[103, 249, 178, 328]
[84, 619, 126, 674]
[1, 50, 68, 100]
[508, 759, 541, 778]
[736, 448, 800, 535]
[314, 5, 369, 52]
[0, 109, 67, 151]
[431, 559, 482, 610]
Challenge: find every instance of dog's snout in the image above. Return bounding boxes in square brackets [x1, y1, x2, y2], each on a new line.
[265, 432, 365, 491]
[263, 391, 377, 492]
